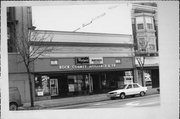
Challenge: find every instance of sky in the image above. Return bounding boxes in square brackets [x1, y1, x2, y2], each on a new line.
[32, 3, 132, 35]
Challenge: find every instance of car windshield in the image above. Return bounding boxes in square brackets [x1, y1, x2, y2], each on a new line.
[119, 85, 127, 89]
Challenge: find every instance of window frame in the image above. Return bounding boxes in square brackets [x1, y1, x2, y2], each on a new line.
[137, 23, 144, 30]
[145, 17, 154, 30]
[136, 16, 145, 30]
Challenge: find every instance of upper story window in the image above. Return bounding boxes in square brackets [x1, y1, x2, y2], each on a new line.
[136, 17, 144, 30]
[137, 24, 144, 30]
[136, 16, 154, 31]
[145, 17, 154, 30]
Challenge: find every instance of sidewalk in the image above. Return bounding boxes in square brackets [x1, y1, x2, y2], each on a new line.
[21, 88, 159, 110]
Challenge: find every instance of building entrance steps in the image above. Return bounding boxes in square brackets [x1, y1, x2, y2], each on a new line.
[21, 88, 159, 110]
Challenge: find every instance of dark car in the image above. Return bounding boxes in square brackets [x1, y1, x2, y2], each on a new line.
[9, 87, 23, 110]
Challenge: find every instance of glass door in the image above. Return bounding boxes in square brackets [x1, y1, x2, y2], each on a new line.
[50, 79, 59, 96]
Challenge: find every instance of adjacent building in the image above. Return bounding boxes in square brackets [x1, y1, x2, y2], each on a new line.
[7, 7, 33, 103]
[131, 3, 159, 88]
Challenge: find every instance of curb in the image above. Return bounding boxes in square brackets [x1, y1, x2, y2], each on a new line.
[20, 92, 159, 110]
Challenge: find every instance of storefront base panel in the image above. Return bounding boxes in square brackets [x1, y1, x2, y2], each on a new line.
[35, 96, 51, 101]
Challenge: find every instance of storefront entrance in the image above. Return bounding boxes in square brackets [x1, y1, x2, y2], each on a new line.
[50, 79, 59, 96]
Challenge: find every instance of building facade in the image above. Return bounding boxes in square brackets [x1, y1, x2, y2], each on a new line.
[31, 31, 134, 101]
[131, 3, 159, 88]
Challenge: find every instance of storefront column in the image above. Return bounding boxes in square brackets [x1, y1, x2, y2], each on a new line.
[133, 69, 139, 84]
[88, 73, 93, 94]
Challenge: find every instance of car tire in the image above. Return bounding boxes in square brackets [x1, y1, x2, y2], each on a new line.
[10, 103, 18, 111]
[140, 91, 145, 96]
[120, 93, 125, 99]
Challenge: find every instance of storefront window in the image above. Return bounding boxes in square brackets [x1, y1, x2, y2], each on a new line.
[144, 70, 152, 86]
[35, 75, 50, 96]
[67, 75, 89, 94]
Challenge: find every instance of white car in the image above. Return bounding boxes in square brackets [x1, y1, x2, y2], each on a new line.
[107, 83, 147, 100]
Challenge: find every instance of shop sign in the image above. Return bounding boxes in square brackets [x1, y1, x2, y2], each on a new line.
[75, 57, 89, 65]
[37, 90, 44, 96]
[89, 57, 103, 64]
[115, 59, 121, 64]
[59, 64, 116, 70]
[50, 59, 58, 65]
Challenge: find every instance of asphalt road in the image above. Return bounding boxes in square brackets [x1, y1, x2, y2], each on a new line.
[49, 94, 160, 109]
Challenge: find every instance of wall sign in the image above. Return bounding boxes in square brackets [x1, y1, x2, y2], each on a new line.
[90, 57, 103, 64]
[59, 64, 116, 70]
[50, 59, 58, 65]
[75, 57, 89, 65]
[115, 59, 121, 64]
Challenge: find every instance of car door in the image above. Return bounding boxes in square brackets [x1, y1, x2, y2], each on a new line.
[125, 84, 134, 95]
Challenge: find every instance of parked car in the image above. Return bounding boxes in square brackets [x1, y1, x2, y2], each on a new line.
[9, 87, 23, 110]
[107, 83, 147, 100]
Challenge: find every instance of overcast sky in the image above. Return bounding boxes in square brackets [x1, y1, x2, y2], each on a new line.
[32, 3, 132, 35]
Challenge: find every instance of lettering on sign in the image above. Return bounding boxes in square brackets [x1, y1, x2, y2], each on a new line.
[75, 57, 89, 65]
[90, 57, 103, 64]
[59, 64, 116, 70]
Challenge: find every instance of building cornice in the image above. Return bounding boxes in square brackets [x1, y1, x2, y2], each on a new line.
[132, 4, 157, 12]
[33, 30, 132, 38]
[30, 41, 134, 48]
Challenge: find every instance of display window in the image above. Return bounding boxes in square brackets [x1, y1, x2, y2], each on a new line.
[67, 74, 89, 94]
[35, 75, 50, 96]
[144, 70, 152, 86]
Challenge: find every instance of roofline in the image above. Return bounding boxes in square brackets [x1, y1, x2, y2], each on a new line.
[33, 30, 133, 37]
[132, 3, 157, 11]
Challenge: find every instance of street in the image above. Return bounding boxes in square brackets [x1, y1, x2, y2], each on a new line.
[47, 94, 160, 110]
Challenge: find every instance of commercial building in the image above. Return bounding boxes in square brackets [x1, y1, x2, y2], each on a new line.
[7, 3, 159, 103]
[32, 30, 134, 101]
[131, 3, 159, 88]
[7, 6, 135, 102]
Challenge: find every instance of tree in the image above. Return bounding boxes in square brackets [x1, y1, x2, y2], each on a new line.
[135, 38, 149, 86]
[135, 53, 146, 86]
[15, 28, 53, 107]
